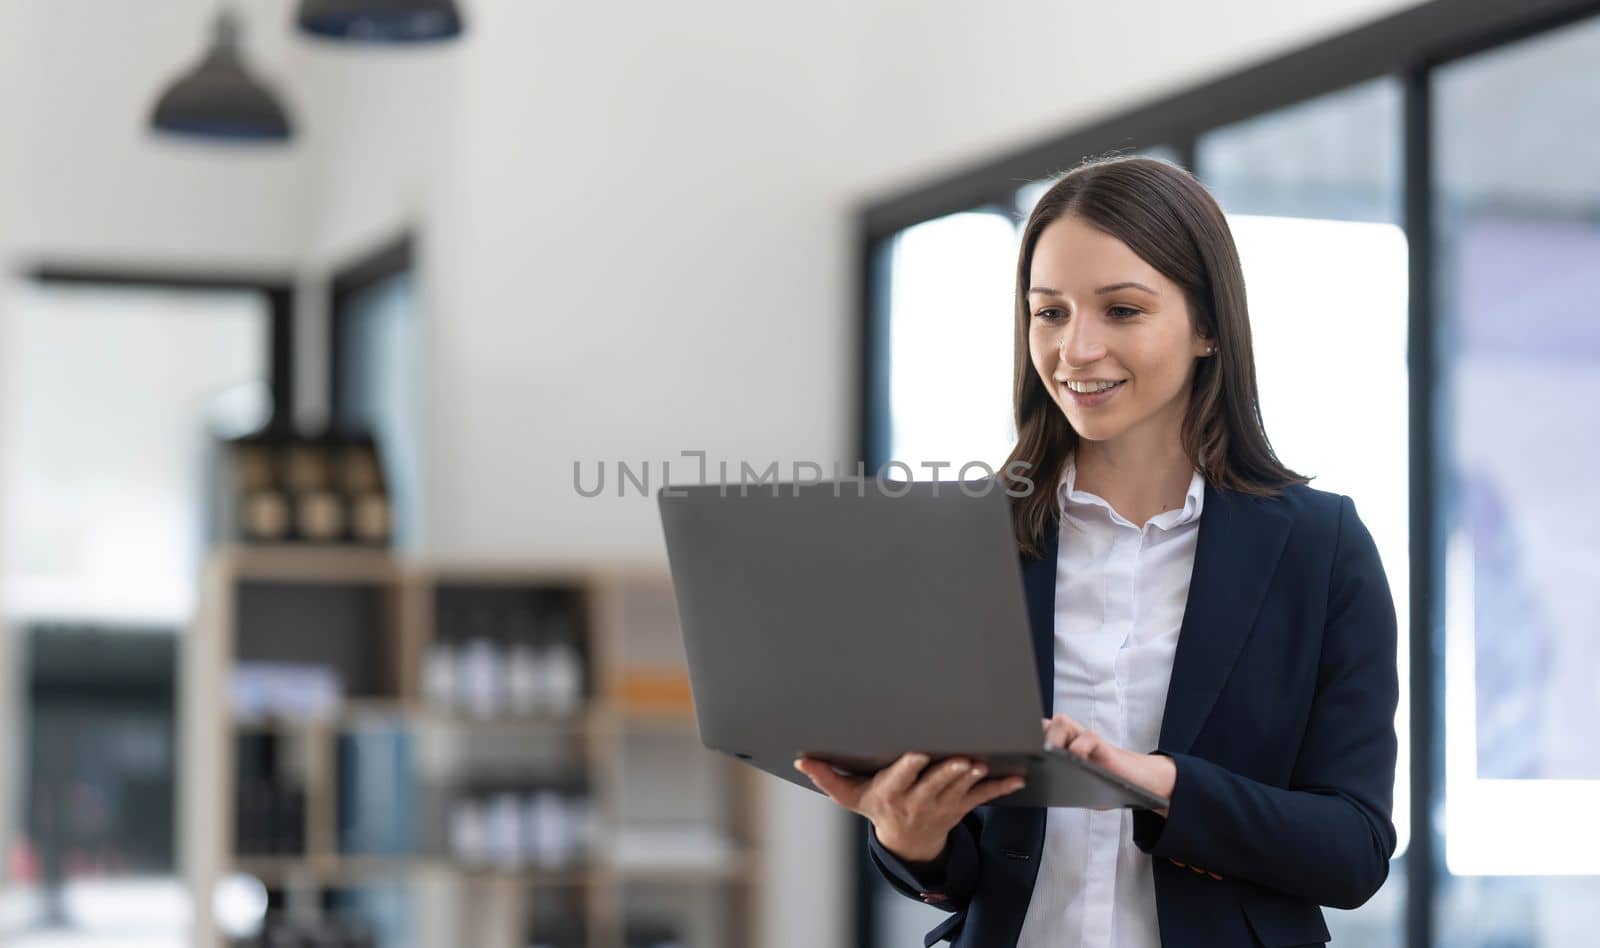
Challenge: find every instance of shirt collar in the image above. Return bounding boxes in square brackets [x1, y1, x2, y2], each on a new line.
[1056, 450, 1206, 531]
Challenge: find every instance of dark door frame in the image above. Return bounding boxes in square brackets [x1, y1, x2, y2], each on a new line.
[326, 233, 415, 429]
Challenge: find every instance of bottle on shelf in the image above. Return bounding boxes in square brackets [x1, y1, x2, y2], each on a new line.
[235, 441, 289, 543]
[524, 788, 569, 869]
[488, 791, 525, 869]
[348, 491, 392, 545]
[457, 608, 505, 720]
[506, 639, 540, 718]
[449, 795, 488, 866]
[339, 439, 391, 546]
[284, 440, 346, 543]
[542, 613, 584, 717]
[294, 489, 346, 543]
[240, 490, 292, 542]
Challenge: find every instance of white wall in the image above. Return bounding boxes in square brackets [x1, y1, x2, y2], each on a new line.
[6, 0, 312, 270]
[840, 0, 1418, 198]
[1, 1, 1429, 945]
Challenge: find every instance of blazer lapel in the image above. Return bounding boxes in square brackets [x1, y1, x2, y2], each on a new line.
[1017, 483, 1293, 753]
[1019, 519, 1060, 717]
[1157, 483, 1292, 754]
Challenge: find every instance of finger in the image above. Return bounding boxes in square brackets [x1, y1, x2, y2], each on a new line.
[1169, 858, 1188, 869]
[1044, 713, 1084, 748]
[795, 756, 865, 798]
[874, 752, 931, 797]
[1189, 865, 1207, 876]
[1043, 719, 1064, 747]
[960, 775, 1027, 811]
[794, 757, 867, 808]
[937, 758, 991, 802]
[912, 757, 976, 804]
[1066, 732, 1102, 760]
[1207, 872, 1223, 881]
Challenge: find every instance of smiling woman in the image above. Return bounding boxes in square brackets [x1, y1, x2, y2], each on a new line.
[822, 155, 1401, 948]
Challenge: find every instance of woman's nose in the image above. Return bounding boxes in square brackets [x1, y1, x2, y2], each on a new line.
[1058, 323, 1105, 365]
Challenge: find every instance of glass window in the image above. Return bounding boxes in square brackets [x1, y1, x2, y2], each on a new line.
[1198, 76, 1409, 946]
[879, 209, 1018, 477]
[0, 280, 272, 623]
[1434, 11, 1600, 943]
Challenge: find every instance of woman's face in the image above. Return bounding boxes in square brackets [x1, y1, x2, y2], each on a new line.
[1026, 214, 1211, 450]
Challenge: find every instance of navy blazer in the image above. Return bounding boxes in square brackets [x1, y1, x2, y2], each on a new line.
[867, 481, 1400, 947]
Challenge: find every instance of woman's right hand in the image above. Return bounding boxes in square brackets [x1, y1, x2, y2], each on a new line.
[793, 752, 1026, 862]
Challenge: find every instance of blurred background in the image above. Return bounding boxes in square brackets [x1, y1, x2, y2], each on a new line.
[0, 0, 1595, 946]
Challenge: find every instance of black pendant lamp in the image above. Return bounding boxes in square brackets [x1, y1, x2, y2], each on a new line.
[297, 0, 464, 42]
[150, 9, 292, 142]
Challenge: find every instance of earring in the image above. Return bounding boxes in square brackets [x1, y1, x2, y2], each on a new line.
[1206, 345, 1216, 355]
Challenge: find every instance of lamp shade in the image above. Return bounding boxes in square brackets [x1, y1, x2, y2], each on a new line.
[297, 0, 464, 42]
[150, 12, 292, 141]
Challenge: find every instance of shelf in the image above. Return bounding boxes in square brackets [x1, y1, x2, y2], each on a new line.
[187, 555, 763, 948]
[230, 855, 758, 888]
[418, 556, 670, 585]
[605, 854, 758, 885]
[211, 544, 402, 584]
[231, 703, 602, 736]
[235, 855, 592, 887]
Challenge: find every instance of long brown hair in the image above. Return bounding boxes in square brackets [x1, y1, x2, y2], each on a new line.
[1002, 154, 1309, 558]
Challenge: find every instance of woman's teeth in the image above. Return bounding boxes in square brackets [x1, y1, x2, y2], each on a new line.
[1066, 380, 1124, 394]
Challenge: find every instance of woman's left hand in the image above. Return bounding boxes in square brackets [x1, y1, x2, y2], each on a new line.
[1043, 713, 1177, 819]
[1046, 715, 1225, 879]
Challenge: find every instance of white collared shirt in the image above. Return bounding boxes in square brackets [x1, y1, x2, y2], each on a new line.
[1014, 452, 1206, 948]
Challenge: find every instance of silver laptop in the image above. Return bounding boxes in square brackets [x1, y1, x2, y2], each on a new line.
[656, 478, 1168, 811]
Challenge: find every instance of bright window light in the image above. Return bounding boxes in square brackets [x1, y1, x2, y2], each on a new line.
[0, 281, 270, 624]
[885, 211, 1018, 476]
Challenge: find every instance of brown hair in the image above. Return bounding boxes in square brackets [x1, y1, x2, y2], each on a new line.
[1002, 154, 1309, 558]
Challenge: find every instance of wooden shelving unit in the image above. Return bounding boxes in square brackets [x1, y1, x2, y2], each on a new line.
[182, 547, 763, 948]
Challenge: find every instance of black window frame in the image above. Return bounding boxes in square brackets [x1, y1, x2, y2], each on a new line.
[853, 1, 1600, 945]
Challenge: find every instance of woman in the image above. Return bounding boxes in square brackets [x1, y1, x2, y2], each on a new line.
[795, 155, 1399, 947]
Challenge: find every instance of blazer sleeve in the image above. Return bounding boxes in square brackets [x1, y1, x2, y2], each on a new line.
[865, 810, 984, 912]
[1131, 493, 1400, 910]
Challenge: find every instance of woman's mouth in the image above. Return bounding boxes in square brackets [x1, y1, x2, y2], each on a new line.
[1062, 379, 1125, 408]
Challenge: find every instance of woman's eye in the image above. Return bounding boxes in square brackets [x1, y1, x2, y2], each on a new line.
[1034, 306, 1139, 320]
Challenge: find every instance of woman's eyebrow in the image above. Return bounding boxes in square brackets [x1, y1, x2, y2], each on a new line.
[1027, 281, 1158, 297]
